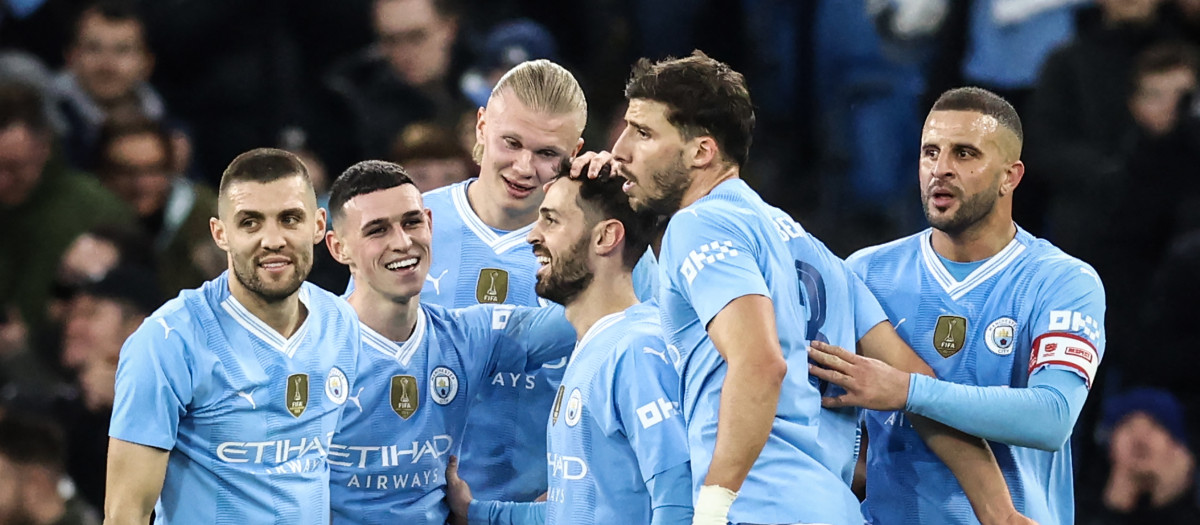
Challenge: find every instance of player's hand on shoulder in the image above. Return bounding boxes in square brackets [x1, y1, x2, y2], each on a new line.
[807, 340, 910, 411]
[445, 455, 472, 524]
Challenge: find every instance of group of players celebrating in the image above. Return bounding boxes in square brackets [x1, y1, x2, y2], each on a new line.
[100, 51, 1105, 525]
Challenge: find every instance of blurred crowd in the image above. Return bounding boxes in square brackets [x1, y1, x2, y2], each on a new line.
[1, 0, 1200, 523]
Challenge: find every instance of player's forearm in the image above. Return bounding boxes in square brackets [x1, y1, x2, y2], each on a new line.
[102, 498, 155, 525]
[909, 416, 1021, 525]
[704, 359, 785, 490]
[906, 369, 1087, 451]
[466, 499, 545, 525]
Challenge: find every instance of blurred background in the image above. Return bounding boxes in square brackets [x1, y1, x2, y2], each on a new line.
[2, 0, 1200, 523]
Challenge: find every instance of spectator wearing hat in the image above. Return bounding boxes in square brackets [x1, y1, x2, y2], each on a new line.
[459, 18, 560, 109]
[1078, 388, 1200, 525]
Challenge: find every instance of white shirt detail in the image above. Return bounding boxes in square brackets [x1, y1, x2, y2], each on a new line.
[157, 318, 176, 340]
[237, 390, 258, 410]
[348, 387, 365, 413]
[425, 269, 450, 295]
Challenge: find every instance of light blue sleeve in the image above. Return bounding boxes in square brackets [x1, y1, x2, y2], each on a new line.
[646, 462, 693, 525]
[109, 314, 194, 450]
[905, 368, 1088, 451]
[848, 266, 888, 341]
[495, 303, 576, 373]
[1026, 262, 1106, 388]
[611, 335, 691, 483]
[632, 248, 660, 303]
[661, 209, 767, 326]
[466, 499, 546, 525]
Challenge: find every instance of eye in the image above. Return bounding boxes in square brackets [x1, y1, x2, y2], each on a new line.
[504, 138, 520, 150]
[957, 149, 976, 160]
[240, 218, 259, 229]
[538, 150, 559, 159]
[637, 128, 650, 139]
[367, 225, 386, 237]
[922, 147, 938, 159]
[403, 218, 424, 228]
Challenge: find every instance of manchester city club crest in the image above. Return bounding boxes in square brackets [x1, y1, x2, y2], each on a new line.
[564, 388, 583, 427]
[985, 317, 1018, 356]
[475, 268, 509, 303]
[285, 373, 309, 418]
[325, 367, 348, 405]
[933, 315, 968, 358]
[429, 366, 459, 405]
[391, 375, 420, 419]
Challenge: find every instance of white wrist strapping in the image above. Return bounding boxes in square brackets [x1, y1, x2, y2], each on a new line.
[693, 484, 738, 525]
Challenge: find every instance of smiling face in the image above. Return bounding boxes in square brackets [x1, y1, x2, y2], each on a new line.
[211, 175, 324, 304]
[528, 179, 594, 306]
[474, 90, 584, 219]
[918, 110, 1021, 236]
[329, 184, 432, 304]
[611, 98, 691, 216]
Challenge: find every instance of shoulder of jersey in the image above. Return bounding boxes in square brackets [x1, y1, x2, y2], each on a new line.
[1019, 232, 1103, 288]
[846, 229, 925, 267]
[421, 180, 463, 204]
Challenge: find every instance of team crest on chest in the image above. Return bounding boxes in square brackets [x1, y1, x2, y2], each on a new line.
[391, 375, 420, 419]
[985, 317, 1018, 356]
[325, 367, 348, 405]
[476, 268, 509, 304]
[430, 366, 459, 405]
[564, 388, 583, 427]
[285, 373, 309, 418]
[933, 315, 968, 358]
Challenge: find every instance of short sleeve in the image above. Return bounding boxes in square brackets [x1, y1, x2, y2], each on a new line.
[848, 266, 888, 340]
[1028, 263, 1107, 388]
[611, 335, 690, 483]
[661, 209, 768, 326]
[109, 315, 195, 450]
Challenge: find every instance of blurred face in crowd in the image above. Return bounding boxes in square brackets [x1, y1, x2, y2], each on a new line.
[67, 9, 153, 104]
[405, 158, 471, 193]
[1109, 412, 1184, 475]
[918, 110, 1023, 236]
[328, 184, 432, 304]
[374, 0, 456, 87]
[212, 175, 325, 304]
[1097, 0, 1163, 24]
[1130, 65, 1198, 136]
[612, 98, 692, 216]
[528, 179, 594, 306]
[474, 90, 584, 220]
[0, 124, 50, 207]
[102, 132, 174, 217]
[58, 234, 121, 287]
[60, 294, 141, 371]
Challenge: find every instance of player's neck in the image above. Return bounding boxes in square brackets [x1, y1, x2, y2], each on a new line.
[564, 271, 637, 341]
[227, 275, 307, 338]
[348, 286, 421, 342]
[466, 177, 537, 231]
[931, 215, 1017, 263]
[679, 163, 740, 210]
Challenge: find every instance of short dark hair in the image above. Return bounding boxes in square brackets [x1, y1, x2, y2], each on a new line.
[1133, 41, 1200, 85]
[219, 148, 311, 196]
[555, 161, 657, 270]
[624, 50, 755, 167]
[73, 0, 146, 45]
[0, 81, 51, 136]
[0, 414, 66, 470]
[94, 117, 174, 174]
[930, 87, 1024, 143]
[328, 160, 416, 223]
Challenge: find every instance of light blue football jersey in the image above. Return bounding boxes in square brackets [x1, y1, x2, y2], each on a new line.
[544, 301, 690, 524]
[329, 302, 575, 524]
[110, 272, 360, 525]
[658, 178, 863, 525]
[847, 227, 1106, 525]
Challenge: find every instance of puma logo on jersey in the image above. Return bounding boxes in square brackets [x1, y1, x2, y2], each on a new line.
[347, 387, 365, 412]
[643, 346, 671, 366]
[425, 269, 450, 295]
[894, 318, 907, 329]
[157, 318, 176, 339]
[237, 390, 258, 410]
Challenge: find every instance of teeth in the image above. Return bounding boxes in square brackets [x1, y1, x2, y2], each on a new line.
[385, 258, 418, 270]
[537, 256, 551, 265]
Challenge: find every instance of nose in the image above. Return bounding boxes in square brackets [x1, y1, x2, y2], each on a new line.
[612, 127, 632, 164]
[527, 224, 543, 246]
[388, 223, 414, 252]
[260, 220, 287, 251]
[931, 151, 955, 180]
[512, 149, 535, 178]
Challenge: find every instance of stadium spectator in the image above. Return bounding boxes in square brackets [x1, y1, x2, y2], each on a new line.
[0, 414, 100, 525]
[0, 81, 132, 359]
[93, 118, 222, 296]
[388, 121, 474, 192]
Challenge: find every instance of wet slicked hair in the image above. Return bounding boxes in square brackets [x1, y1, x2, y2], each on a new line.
[327, 160, 416, 225]
[930, 87, 1024, 144]
[553, 160, 657, 270]
[218, 148, 311, 197]
[473, 59, 587, 163]
[624, 50, 755, 167]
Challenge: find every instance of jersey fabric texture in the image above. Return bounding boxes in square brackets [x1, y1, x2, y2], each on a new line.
[848, 227, 1106, 525]
[110, 272, 361, 524]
